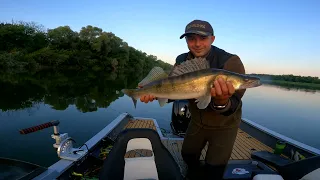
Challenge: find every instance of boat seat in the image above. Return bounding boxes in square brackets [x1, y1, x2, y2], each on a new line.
[124, 138, 158, 180]
[251, 151, 320, 180]
[252, 174, 284, 180]
[251, 151, 293, 169]
[299, 168, 320, 180]
[99, 128, 183, 180]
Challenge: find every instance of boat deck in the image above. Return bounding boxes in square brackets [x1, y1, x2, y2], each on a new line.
[122, 118, 274, 175]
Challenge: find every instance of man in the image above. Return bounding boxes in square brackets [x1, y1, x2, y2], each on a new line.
[140, 20, 246, 179]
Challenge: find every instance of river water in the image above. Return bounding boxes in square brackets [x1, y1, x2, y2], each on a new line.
[0, 70, 319, 167]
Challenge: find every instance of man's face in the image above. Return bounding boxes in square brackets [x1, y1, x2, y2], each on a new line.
[185, 34, 215, 57]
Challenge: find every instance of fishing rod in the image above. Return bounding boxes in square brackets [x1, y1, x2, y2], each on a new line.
[17, 105, 181, 157]
[19, 119, 89, 162]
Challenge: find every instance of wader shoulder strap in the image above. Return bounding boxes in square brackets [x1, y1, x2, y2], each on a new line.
[211, 46, 234, 69]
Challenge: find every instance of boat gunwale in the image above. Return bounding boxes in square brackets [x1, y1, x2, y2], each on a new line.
[241, 117, 320, 156]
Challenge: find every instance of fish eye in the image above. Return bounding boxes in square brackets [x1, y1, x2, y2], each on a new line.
[244, 78, 249, 82]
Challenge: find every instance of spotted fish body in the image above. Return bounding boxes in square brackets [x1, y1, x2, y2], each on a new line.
[122, 58, 261, 109]
[129, 69, 215, 99]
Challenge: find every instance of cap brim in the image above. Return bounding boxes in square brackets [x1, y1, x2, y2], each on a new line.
[179, 30, 212, 39]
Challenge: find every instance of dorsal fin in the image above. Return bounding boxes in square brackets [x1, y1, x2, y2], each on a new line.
[138, 66, 168, 87]
[169, 57, 210, 76]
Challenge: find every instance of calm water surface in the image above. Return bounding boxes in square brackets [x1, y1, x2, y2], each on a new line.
[0, 71, 319, 167]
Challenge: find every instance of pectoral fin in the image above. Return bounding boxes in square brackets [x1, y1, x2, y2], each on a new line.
[158, 98, 168, 107]
[195, 90, 212, 109]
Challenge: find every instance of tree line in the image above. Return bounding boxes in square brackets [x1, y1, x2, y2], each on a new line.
[0, 21, 173, 75]
[251, 73, 320, 84]
[1, 20, 318, 85]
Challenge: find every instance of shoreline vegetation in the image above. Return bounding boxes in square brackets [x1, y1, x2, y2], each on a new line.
[0, 20, 173, 112]
[1, 21, 319, 91]
[250, 74, 320, 90]
[0, 21, 173, 75]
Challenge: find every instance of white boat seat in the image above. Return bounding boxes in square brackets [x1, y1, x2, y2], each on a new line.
[299, 168, 320, 180]
[253, 174, 284, 180]
[123, 138, 159, 180]
[126, 137, 154, 152]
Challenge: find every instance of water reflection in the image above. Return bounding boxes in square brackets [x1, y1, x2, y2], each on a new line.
[261, 81, 320, 94]
[242, 84, 320, 150]
[1, 71, 318, 114]
[1, 70, 319, 167]
[0, 70, 143, 114]
[0, 70, 147, 166]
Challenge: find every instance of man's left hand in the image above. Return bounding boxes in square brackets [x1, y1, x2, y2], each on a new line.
[211, 77, 235, 105]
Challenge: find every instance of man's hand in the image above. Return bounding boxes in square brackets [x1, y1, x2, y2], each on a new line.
[137, 85, 156, 103]
[211, 77, 235, 105]
[140, 95, 156, 103]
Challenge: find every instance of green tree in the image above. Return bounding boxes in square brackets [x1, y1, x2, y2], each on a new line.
[0, 21, 173, 73]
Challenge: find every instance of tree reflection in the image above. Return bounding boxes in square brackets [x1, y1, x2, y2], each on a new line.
[0, 70, 143, 113]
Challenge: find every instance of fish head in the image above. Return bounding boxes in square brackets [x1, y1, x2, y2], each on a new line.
[238, 75, 261, 89]
[227, 74, 261, 89]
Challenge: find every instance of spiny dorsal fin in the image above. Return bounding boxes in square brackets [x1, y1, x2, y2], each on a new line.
[170, 57, 210, 76]
[138, 66, 168, 87]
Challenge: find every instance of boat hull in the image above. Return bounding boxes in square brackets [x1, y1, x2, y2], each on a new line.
[240, 118, 320, 159]
[0, 157, 46, 180]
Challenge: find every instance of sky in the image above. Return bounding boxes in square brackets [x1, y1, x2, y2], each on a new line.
[1, 0, 320, 77]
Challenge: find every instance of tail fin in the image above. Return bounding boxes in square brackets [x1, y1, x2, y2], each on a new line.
[121, 89, 138, 108]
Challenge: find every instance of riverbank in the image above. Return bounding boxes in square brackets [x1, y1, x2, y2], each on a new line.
[262, 80, 320, 90]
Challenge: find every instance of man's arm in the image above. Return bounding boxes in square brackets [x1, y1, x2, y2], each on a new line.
[207, 55, 246, 116]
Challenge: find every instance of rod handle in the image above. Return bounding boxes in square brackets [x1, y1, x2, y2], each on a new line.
[19, 120, 60, 134]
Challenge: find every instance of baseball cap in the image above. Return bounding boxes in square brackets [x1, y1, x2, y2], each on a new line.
[179, 20, 214, 39]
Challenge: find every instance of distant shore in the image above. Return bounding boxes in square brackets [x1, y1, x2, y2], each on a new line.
[250, 74, 320, 90]
[262, 79, 320, 89]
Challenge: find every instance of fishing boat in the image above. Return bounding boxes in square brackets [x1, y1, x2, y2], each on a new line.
[1, 100, 320, 180]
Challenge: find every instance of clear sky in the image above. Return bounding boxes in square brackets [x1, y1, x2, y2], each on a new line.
[1, 0, 319, 77]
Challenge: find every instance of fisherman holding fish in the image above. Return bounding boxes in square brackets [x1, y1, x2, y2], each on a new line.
[122, 20, 261, 179]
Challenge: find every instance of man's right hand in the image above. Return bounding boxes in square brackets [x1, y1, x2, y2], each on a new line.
[140, 95, 156, 103]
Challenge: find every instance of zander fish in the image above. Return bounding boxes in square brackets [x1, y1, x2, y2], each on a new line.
[122, 57, 261, 109]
